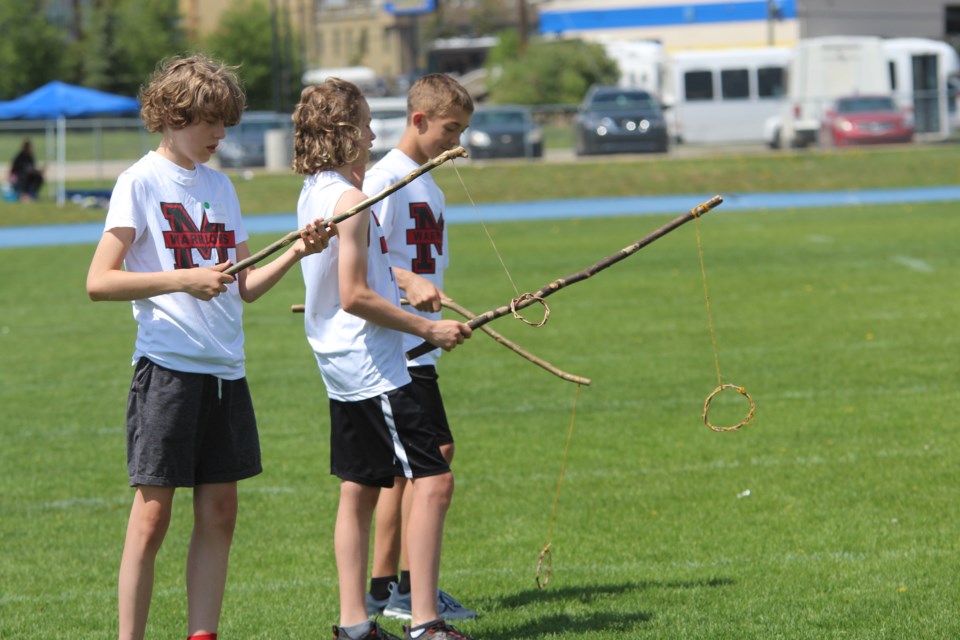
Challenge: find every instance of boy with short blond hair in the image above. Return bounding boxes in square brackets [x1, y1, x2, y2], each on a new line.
[363, 74, 478, 629]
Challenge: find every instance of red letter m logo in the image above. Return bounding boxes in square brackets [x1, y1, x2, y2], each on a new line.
[161, 202, 236, 269]
[406, 202, 444, 274]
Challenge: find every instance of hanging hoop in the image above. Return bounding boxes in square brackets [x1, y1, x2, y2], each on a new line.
[702, 384, 755, 432]
[535, 543, 552, 589]
[510, 292, 550, 327]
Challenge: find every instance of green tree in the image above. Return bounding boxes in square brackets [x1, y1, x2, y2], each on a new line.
[486, 35, 619, 105]
[205, 0, 302, 111]
[0, 0, 68, 99]
[69, 0, 187, 97]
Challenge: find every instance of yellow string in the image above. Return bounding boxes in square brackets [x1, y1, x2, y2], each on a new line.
[694, 214, 723, 387]
[451, 162, 522, 298]
[536, 382, 580, 588]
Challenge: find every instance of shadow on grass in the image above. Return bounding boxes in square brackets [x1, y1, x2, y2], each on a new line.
[470, 577, 734, 637]
[483, 610, 654, 638]
[497, 576, 735, 609]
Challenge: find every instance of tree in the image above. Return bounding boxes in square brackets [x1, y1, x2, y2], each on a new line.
[205, 0, 302, 111]
[0, 0, 69, 99]
[486, 34, 619, 105]
[68, 0, 187, 97]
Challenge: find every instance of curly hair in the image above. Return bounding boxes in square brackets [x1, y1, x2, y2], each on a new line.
[292, 79, 366, 175]
[139, 54, 246, 133]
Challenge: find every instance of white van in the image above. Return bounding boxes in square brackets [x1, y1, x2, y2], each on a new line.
[771, 36, 889, 148]
[660, 46, 792, 144]
[883, 37, 960, 141]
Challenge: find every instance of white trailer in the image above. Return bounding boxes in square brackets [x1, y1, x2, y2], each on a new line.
[772, 36, 890, 148]
[883, 37, 960, 141]
[600, 38, 666, 94]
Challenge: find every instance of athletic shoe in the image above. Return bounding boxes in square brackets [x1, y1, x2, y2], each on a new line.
[332, 621, 401, 640]
[403, 619, 472, 640]
[382, 586, 412, 620]
[384, 588, 477, 621]
[366, 582, 396, 617]
[437, 590, 477, 620]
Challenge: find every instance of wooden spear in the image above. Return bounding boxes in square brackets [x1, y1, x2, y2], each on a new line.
[290, 299, 591, 385]
[225, 146, 469, 276]
[406, 195, 724, 360]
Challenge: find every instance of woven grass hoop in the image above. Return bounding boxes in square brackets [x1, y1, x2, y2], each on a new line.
[702, 383, 755, 432]
[511, 292, 550, 327]
[535, 544, 553, 589]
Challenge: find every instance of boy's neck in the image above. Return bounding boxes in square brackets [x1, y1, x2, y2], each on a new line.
[155, 145, 196, 171]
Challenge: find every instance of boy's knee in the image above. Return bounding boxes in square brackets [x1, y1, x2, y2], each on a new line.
[130, 505, 172, 552]
[417, 472, 454, 506]
[195, 489, 239, 535]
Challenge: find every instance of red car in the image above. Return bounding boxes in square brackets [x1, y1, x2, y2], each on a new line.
[820, 96, 914, 147]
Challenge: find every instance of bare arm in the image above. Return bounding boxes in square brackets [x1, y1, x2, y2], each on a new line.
[237, 218, 337, 303]
[394, 267, 444, 313]
[86, 227, 233, 302]
[336, 190, 470, 351]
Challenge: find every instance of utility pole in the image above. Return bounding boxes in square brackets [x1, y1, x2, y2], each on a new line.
[518, 0, 528, 57]
[270, 0, 282, 112]
[766, 0, 780, 46]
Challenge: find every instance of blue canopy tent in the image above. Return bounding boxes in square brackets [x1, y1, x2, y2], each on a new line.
[0, 81, 139, 205]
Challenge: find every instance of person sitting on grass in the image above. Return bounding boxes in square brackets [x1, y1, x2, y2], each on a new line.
[9, 139, 44, 201]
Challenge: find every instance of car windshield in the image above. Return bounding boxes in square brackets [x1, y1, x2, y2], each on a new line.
[836, 97, 897, 113]
[472, 111, 527, 126]
[590, 91, 655, 109]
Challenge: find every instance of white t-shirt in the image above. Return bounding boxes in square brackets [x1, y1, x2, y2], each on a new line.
[298, 171, 411, 402]
[364, 149, 449, 367]
[103, 151, 248, 379]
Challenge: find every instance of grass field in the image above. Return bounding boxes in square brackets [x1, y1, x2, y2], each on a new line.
[1, 149, 959, 638]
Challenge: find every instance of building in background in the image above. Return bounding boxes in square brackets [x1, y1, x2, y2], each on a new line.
[537, 0, 959, 50]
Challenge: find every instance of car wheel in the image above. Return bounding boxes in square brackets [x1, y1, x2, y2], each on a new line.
[768, 128, 782, 150]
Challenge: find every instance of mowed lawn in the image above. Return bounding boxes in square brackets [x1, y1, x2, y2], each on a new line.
[1, 153, 959, 638]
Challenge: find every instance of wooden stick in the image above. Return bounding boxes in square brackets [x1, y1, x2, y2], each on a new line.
[406, 195, 724, 359]
[290, 299, 591, 385]
[225, 146, 469, 276]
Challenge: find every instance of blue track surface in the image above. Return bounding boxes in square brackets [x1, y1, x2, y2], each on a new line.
[3, 185, 959, 249]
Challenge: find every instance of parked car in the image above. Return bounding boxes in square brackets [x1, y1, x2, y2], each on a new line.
[461, 105, 543, 159]
[574, 86, 668, 155]
[368, 96, 408, 161]
[820, 95, 913, 147]
[218, 111, 291, 168]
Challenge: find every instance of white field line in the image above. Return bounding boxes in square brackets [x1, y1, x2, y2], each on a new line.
[893, 255, 934, 272]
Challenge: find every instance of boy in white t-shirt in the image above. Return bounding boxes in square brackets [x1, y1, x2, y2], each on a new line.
[86, 54, 333, 640]
[362, 74, 476, 623]
[292, 78, 473, 640]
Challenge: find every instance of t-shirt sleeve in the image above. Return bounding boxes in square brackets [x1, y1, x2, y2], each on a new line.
[103, 172, 146, 239]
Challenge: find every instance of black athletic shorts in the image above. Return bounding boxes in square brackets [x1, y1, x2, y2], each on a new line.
[329, 381, 451, 487]
[407, 365, 453, 447]
[125, 357, 262, 487]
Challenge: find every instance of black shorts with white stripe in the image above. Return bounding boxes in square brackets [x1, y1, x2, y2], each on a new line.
[329, 382, 450, 487]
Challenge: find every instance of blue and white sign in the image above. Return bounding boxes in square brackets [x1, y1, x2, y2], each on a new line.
[384, 0, 436, 16]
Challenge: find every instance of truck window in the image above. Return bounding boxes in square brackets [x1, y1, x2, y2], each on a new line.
[757, 67, 785, 98]
[684, 70, 714, 101]
[721, 69, 750, 100]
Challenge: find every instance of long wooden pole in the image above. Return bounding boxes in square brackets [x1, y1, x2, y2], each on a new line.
[290, 298, 591, 385]
[225, 146, 469, 276]
[406, 195, 724, 359]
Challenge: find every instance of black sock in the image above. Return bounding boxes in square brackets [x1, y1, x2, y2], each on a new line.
[370, 575, 397, 601]
[398, 570, 411, 594]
